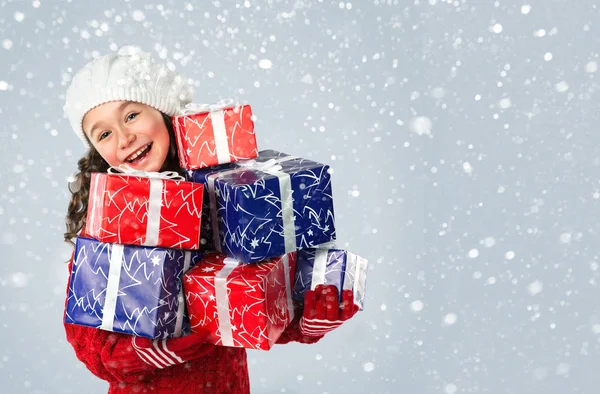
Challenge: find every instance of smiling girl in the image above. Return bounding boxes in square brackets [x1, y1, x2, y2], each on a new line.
[62, 46, 357, 394]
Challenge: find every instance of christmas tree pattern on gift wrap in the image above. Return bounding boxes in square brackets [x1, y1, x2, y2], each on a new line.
[188, 149, 336, 263]
[86, 172, 204, 249]
[183, 253, 296, 350]
[65, 237, 202, 339]
[173, 104, 258, 170]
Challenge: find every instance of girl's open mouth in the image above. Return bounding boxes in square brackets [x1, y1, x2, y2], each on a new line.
[125, 143, 152, 165]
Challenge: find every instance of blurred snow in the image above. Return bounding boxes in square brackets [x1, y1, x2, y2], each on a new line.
[1, 0, 600, 393]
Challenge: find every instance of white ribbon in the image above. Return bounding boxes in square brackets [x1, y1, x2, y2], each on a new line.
[214, 255, 295, 346]
[206, 156, 298, 254]
[210, 109, 231, 165]
[236, 158, 283, 173]
[107, 165, 184, 181]
[310, 248, 329, 290]
[107, 165, 184, 246]
[342, 252, 368, 310]
[181, 101, 238, 165]
[281, 254, 295, 323]
[87, 173, 107, 240]
[144, 179, 162, 246]
[100, 244, 125, 331]
[173, 251, 192, 337]
[214, 257, 240, 347]
[180, 100, 236, 115]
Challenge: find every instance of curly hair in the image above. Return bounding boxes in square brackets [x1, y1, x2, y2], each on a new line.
[64, 113, 183, 246]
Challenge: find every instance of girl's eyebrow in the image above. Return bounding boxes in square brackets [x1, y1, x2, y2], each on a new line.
[88, 102, 134, 136]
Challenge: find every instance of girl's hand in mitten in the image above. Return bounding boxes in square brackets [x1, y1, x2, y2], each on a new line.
[299, 284, 360, 338]
[131, 329, 213, 369]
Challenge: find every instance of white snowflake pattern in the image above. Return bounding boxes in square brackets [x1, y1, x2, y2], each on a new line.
[307, 229, 313, 236]
[202, 266, 215, 272]
[151, 255, 161, 266]
[250, 238, 259, 248]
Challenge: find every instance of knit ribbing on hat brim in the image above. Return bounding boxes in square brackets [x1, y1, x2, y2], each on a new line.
[75, 89, 181, 148]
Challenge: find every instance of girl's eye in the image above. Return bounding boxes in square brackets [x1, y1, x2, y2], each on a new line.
[99, 131, 111, 141]
[126, 112, 139, 122]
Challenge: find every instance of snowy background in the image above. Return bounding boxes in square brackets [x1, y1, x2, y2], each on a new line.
[1, 0, 600, 393]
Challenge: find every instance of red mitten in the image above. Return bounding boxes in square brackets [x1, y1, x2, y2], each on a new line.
[131, 329, 213, 369]
[299, 284, 359, 338]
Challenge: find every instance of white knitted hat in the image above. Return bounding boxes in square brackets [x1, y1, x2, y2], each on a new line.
[64, 46, 192, 148]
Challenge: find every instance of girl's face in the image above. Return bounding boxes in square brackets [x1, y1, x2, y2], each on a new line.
[82, 101, 170, 173]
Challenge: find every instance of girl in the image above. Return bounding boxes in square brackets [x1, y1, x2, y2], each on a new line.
[62, 46, 358, 394]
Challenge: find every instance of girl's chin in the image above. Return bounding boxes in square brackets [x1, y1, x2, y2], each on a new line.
[119, 158, 161, 173]
[116, 150, 167, 173]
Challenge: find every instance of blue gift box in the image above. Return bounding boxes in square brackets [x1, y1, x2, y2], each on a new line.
[187, 149, 336, 263]
[292, 247, 368, 310]
[65, 237, 203, 339]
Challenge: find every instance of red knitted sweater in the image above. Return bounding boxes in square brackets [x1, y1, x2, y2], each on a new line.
[64, 261, 323, 394]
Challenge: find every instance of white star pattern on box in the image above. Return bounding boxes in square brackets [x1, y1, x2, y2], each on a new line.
[151, 255, 161, 266]
[204, 151, 336, 263]
[65, 239, 202, 339]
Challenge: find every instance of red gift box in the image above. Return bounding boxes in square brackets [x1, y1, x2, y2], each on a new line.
[85, 172, 204, 250]
[173, 104, 258, 170]
[183, 252, 296, 350]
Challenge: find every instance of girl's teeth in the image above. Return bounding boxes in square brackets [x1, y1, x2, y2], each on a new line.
[128, 144, 150, 162]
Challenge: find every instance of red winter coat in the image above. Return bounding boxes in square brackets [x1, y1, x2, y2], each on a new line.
[63, 259, 323, 394]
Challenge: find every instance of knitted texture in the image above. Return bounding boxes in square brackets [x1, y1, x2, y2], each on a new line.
[298, 285, 359, 338]
[63, 258, 323, 393]
[63, 46, 192, 148]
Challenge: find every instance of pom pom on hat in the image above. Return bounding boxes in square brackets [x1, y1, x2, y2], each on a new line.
[63, 46, 192, 148]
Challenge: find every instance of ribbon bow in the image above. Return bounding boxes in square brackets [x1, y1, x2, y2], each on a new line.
[236, 158, 283, 174]
[108, 165, 184, 181]
[181, 99, 236, 115]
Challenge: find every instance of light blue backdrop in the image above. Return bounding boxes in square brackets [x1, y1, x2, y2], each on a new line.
[1, 1, 599, 393]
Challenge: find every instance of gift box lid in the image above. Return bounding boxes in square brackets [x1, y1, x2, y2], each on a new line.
[184, 253, 284, 283]
[189, 149, 330, 187]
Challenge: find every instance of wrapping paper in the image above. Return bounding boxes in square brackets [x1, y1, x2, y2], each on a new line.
[65, 237, 203, 339]
[173, 104, 257, 170]
[187, 149, 336, 263]
[293, 247, 368, 310]
[183, 252, 296, 350]
[85, 171, 204, 250]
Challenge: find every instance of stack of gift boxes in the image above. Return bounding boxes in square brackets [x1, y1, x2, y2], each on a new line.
[64, 102, 368, 350]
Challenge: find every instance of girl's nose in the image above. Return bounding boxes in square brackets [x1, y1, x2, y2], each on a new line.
[118, 132, 136, 149]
